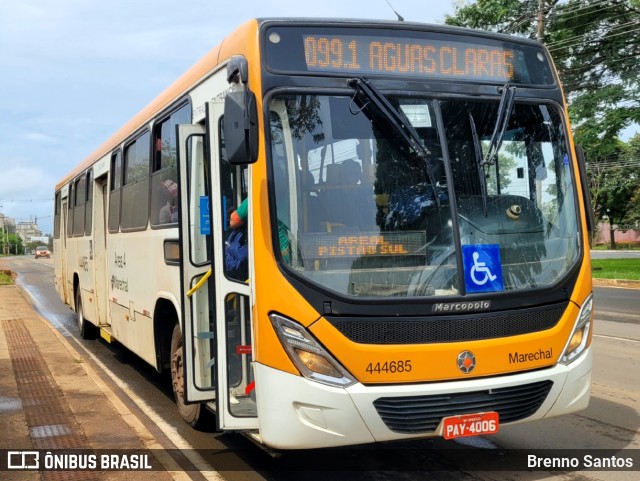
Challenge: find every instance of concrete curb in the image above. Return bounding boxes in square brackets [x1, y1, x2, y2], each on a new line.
[592, 278, 640, 289]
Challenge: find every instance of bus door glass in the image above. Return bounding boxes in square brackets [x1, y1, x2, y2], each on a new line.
[208, 101, 257, 429]
[177, 124, 216, 404]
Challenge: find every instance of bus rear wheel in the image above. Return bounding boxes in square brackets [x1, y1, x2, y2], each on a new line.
[76, 290, 96, 340]
[170, 323, 208, 428]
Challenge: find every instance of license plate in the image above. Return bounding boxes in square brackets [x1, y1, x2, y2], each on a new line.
[442, 411, 499, 439]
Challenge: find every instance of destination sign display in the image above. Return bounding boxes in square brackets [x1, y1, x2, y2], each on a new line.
[264, 26, 555, 86]
[303, 35, 516, 82]
[299, 232, 427, 259]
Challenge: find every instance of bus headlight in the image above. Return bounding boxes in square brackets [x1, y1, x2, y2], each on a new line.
[560, 293, 593, 364]
[270, 313, 356, 387]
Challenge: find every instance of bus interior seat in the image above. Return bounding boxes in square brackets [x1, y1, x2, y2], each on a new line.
[318, 160, 376, 231]
[300, 169, 325, 232]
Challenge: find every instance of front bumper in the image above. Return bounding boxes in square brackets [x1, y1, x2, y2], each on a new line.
[254, 346, 591, 449]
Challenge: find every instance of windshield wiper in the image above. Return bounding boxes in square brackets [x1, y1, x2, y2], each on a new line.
[469, 113, 489, 217]
[484, 84, 516, 168]
[348, 77, 441, 208]
[468, 84, 516, 217]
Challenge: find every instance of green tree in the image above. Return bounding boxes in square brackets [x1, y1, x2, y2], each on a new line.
[0, 233, 23, 255]
[445, 0, 539, 34]
[596, 165, 638, 249]
[587, 134, 640, 248]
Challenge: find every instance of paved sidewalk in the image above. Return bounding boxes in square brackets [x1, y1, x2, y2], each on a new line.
[0, 280, 182, 481]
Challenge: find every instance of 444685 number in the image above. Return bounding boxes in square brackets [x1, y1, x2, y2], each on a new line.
[365, 360, 412, 374]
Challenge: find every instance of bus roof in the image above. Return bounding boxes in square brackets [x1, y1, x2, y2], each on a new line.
[256, 17, 545, 47]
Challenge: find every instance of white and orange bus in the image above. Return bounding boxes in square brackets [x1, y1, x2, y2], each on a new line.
[54, 18, 594, 449]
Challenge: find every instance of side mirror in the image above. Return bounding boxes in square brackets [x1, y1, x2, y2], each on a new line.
[575, 145, 595, 238]
[223, 90, 258, 165]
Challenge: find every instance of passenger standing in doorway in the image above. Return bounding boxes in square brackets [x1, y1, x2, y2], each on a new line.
[230, 197, 290, 262]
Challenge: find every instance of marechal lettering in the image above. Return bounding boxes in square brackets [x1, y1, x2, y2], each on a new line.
[508, 348, 553, 364]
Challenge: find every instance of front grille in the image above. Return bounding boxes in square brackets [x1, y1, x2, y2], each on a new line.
[373, 380, 553, 434]
[330, 303, 567, 344]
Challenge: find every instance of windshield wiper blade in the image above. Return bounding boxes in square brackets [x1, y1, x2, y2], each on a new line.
[483, 84, 516, 168]
[469, 113, 488, 217]
[468, 84, 516, 217]
[348, 77, 441, 208]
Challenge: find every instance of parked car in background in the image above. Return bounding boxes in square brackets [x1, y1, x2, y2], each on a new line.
[35, 246, 50, 259]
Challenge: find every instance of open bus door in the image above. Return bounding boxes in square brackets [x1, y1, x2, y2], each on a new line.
[177, 102, 257, 431]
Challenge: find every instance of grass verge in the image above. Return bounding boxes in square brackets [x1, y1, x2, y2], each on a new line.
[0, 271, 13, 285]
[591, 258, 640, 280]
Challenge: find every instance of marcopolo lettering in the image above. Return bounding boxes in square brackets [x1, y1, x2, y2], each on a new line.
[432, 300, 491, 313]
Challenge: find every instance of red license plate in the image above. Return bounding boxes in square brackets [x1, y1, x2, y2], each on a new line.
[442, 411, 499, 439]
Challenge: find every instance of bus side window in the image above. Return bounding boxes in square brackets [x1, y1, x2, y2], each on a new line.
[66, 183, 74, 238]
[84, 170, 93, 236]
[151, 103, 190, 226]
[54, 191, 61, 239]
[73, 175, 85, 236]
[121, 132, 150, 230]
[108, 151, 122, 233]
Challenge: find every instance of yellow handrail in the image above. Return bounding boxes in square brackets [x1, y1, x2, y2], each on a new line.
[186, 269, 212, 297]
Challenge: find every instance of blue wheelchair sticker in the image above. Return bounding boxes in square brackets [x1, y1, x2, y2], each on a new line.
[462, 244, 504, 293]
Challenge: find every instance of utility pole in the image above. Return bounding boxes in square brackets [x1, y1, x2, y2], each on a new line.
[537, 0, 545, 42]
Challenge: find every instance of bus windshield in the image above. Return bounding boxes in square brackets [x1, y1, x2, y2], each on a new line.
[268, 91, 579, 298]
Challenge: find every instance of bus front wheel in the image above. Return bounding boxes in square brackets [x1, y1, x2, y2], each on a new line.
[170, 324, 208, 428]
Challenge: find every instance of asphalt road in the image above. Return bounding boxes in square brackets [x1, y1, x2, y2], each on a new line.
[593, 286, 640, 324]
[4, 255, 639, 481]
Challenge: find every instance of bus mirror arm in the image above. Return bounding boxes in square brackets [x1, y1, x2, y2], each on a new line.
[227, 56, 249, 84]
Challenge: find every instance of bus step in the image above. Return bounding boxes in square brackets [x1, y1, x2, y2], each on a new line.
[99, 326, 113, 343]
[243, 431, 281, 458]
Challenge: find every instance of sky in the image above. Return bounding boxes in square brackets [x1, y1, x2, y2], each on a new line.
[0, 0, 462, 236]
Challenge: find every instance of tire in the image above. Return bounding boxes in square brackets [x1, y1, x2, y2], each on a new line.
[170, 323, 210, 428]
[76, 289, 96, 340]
